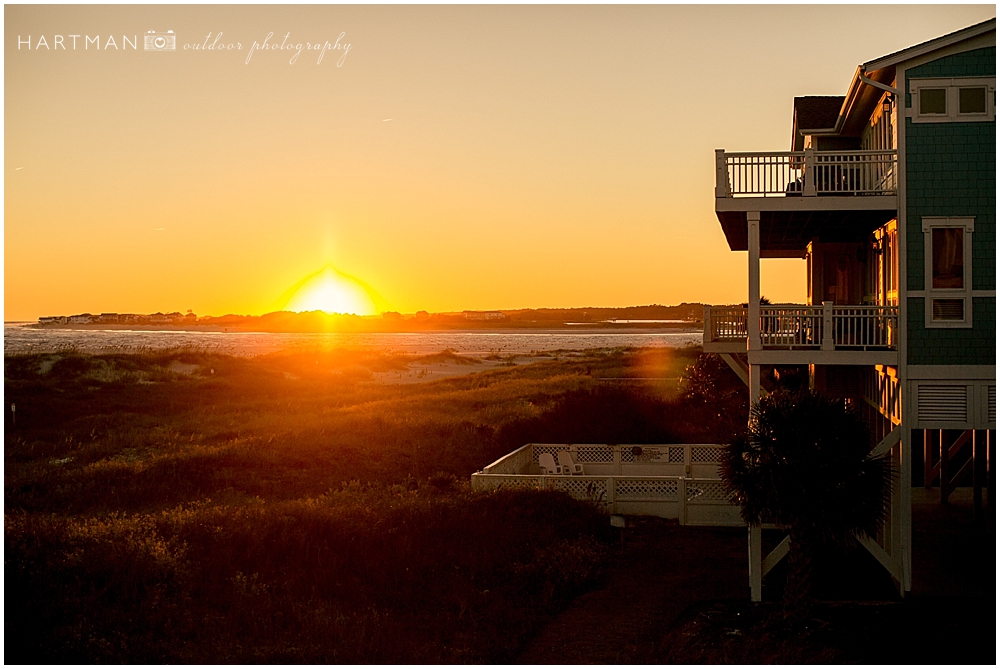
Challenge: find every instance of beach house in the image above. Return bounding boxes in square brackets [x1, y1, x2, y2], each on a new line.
[705, 19, 995, 598]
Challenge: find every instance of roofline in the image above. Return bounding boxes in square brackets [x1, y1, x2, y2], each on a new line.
[862, 17, 995, 73]
[793, 19, 996, 143]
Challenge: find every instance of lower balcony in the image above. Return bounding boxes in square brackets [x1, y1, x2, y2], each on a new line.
[703, 304, 899, 365]
[470, 443, 742, 527]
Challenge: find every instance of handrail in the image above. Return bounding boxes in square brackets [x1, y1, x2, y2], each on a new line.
[705, 303, 898, 350]
[716, 149, 897, 198]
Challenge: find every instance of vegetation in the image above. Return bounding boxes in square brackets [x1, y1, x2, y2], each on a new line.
[5, 345, 725, 663]
[720, 390, 893, 621]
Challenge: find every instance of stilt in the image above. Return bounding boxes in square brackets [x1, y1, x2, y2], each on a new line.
[973, 431, 983, 523]
[924, 429, 934, 488]
[940, 429, 949, 504]
[749, 525, 762, 602]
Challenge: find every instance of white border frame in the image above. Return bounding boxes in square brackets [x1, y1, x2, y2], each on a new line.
[921, 216, 974, 328]
[908, 77, 996, 123]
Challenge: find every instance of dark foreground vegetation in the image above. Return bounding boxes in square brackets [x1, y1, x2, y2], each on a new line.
[6, 345, 740, 663]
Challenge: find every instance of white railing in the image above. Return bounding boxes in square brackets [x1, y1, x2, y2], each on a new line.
[760, 305, 823, 348]
[716, 149, 897, 198]
[708, 306, 747, 342]
[705, 304, 898, 351]
[832, 305, 897, 349]
[472, 444, 741, 526]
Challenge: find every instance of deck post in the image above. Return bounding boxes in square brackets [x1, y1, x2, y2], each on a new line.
[923, 429, 933, 488]
[821, 301, 834, 351]
[988, 430, 995, 534]
[803, 148, 817, 196]
[678, 477, 687, 525]
[939, 429, 949, 504]
[973, 430, 983, 522]
[715, 149, 730, 198]
[747, 212, 761, 352]
[749, 525, 762, 601]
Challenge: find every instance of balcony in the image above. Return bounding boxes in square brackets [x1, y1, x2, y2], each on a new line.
[714, 149, 898, 255]
[471, 443, 742, 526]
[703, 304, 899, 365]
[716, 149, 897, 199]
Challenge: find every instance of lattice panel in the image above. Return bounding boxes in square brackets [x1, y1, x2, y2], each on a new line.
[686, 481, 729, 503]
[549, 477, 608, 504]
[576, 446, 614, 463]
[491, 476, 543, 491]
[532, 445, 564, 465]
[691, 447, 722, 463]
[620, 448, 635, 463]
[668, 447, 686, 463]
[615, 479, 678, 501]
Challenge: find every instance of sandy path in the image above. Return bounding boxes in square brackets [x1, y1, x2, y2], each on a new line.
[516, 518, 746, 664]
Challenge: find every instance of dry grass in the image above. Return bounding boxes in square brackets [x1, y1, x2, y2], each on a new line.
[5, 345, 730, 663]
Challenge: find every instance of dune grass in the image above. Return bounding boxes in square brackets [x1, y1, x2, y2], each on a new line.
[5, 345, 739, 662]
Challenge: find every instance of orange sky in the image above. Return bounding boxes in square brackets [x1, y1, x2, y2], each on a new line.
[4, 5, 995, 320]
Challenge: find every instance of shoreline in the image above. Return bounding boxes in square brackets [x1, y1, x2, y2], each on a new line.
[7, 323, 703, 336]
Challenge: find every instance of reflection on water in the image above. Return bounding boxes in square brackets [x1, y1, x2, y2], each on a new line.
[4, 324, 702, 356]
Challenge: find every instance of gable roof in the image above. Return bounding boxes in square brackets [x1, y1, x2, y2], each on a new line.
[794, 96, 844, 131]
[791, 18, 995, 147]
[862, 17, 995, 73]
[790, 96, 844, 150]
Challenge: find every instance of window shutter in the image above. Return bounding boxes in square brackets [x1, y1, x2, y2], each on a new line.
[917, 384, 968, 423]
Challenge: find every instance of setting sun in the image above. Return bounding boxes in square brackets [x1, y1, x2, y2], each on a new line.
[283, 267, 379, 315]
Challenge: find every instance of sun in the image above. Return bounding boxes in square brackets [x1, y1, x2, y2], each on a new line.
[283, 267, 378, 316]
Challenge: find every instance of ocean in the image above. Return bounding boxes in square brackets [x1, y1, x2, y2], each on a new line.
[4, 324, 703, 357]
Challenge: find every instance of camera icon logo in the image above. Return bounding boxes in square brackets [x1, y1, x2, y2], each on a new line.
[144, 30, 176, 51]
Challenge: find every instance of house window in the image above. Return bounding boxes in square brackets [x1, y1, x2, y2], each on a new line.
[922, 217, 974, 328]
[909, 77, 995, 123]
[958, 87, 987, 114]
[931, 227, 963, 289]
[919, 88, 947, 115]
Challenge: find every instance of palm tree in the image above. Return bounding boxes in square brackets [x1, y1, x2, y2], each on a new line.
[720, 390, 892, 621]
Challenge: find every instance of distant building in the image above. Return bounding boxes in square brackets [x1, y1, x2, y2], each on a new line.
[68, 313, 93, 324]
[463, 311, 507, 321]
[149, 312, 169, 323]
[99, 313, 119, 323]
[38, 316, 67, 325]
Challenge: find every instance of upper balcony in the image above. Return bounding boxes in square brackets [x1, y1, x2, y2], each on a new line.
[714, 149, 898, 254]
[703, 303, 899, 366]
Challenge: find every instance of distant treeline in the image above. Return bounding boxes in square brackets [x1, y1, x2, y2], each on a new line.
[35, 304, 707, 333]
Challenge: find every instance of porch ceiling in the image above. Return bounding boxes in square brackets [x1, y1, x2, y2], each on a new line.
[716, 207, 896, 253]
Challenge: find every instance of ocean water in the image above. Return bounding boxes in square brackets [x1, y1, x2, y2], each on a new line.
[3, 324, 703, 357]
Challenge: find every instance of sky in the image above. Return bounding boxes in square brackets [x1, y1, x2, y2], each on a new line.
[4, 4, 996, 320]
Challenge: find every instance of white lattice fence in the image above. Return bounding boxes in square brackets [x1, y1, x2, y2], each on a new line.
[476, 475, 544, 492]
[531, 444, 565, 466]
[575, 445, 614, 464]
[686, 479, 731, 504]
[548, 477, 609, 507]
[615, 478, 679, 501]
[472, 444, 742, 526]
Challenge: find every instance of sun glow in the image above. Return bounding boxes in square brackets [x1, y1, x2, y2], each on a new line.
[283, 267, 378, 316]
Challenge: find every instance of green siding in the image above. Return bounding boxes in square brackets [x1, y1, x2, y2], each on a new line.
[907, 297, 996, 365]
[905, 46, 996, 366]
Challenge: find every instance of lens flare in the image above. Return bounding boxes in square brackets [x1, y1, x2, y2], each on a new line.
[283, 267, 378, 315]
